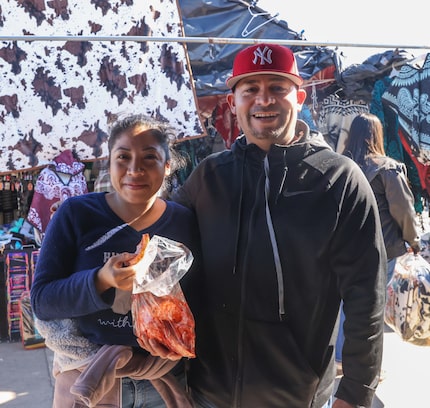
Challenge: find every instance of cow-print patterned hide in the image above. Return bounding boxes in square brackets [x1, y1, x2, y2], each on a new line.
[0, 0, 204, 172]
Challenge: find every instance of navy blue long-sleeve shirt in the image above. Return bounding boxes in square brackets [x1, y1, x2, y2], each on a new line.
[31, 192, 200, 348]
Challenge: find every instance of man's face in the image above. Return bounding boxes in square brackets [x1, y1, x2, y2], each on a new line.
[227, 74, 306, 151]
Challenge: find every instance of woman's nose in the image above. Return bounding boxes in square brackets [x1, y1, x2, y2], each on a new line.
[127, 163, 144, 175]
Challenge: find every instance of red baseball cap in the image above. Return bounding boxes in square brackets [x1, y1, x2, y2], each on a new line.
[226, 43, 303, 89]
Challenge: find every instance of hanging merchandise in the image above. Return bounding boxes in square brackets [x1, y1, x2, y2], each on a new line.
[335, 49, 413, 103]
[0, 1, 204, 173]
[316, 94, 369, 153]
[19, 290, 45, 349]
[385, 252, 430, 346]
[0, 175, 18, 225]
[382, 53, 430, 166]
[26, 150, 88, 240]
[370, 76, 424, 212]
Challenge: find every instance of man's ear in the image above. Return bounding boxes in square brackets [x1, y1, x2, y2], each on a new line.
[226, 92, 236, 115]
[297, 89, 307, 109]
[165, 161, 171, 176]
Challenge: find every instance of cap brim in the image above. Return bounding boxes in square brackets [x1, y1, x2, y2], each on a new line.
[226, 71, 303, 89]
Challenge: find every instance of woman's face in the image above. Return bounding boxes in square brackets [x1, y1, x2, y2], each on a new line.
[109, 125, 170, 205]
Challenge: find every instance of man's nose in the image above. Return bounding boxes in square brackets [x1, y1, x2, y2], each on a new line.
[255, 92, 275, 105]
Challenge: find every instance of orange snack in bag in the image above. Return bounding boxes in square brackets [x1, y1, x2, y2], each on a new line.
[132, 288, 195, 358]
[130, 233, 196, 358]
[127, 233, 150, 266]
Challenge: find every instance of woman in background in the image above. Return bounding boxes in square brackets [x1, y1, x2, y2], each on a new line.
[344, 112, 420, 274]
[337, 112, 421, 372]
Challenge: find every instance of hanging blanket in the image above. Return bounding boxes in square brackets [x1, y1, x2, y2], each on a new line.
[316, 94, 369, 153]
[0, 0, 204, 173]
[382, 54, 430, 165]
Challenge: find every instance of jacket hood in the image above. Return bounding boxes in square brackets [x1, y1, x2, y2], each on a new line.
[231, 119, 332, 165]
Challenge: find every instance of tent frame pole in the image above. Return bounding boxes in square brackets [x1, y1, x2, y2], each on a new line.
[0, 35, 430, 52]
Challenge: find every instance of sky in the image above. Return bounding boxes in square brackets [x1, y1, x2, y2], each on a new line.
[257, 0, 430, 66]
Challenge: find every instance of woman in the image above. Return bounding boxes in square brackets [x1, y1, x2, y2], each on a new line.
[336, 112, 421, 370]
[31, 114, 199, 407]
[344, 112, 420, 275]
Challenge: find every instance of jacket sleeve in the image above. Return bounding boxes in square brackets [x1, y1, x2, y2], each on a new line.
[333, 162, 387, 407]
[382, 165, 421, 251]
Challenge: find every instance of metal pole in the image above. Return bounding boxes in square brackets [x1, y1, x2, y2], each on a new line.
[0, 35, 429, 51]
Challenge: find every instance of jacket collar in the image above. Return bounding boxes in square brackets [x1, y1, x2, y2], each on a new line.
[231, 120, 331, 166]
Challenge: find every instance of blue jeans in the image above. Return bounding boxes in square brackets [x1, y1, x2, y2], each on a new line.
[387, 257, 396, 285]
[122, 378, 166, 408]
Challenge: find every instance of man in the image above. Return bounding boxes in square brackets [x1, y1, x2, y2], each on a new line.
[172, 43, 386, 407]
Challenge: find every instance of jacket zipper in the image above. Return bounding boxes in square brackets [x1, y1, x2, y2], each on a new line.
[232, 152, 247, 407]
[264, 155, 286, 320]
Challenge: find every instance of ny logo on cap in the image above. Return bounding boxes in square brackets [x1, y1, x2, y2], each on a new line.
[253, 46, 273, 65]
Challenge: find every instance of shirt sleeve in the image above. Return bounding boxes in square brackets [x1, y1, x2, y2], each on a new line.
[31, 198, 111, 320]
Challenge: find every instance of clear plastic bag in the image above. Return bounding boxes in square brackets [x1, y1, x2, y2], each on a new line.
[385, 252, 430, 346]
[131, 235, 196, 357]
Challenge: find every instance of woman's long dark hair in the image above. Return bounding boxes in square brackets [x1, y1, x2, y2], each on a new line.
[343, 112, 385, 167]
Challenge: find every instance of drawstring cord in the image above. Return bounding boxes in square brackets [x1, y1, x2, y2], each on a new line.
[264, 155, 286, 321]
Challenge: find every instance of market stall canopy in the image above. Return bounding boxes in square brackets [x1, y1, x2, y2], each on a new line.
[0, 0, 204, 173]
[179, 0, 339, 97]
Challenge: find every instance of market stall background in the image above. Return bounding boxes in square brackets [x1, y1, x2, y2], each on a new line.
[1, 0, 430, 341]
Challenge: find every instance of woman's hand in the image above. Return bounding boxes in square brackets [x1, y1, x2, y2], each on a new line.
[333, 399, 354, 408]
[95, 252, 137, 294]
[136, 335, 183, 361]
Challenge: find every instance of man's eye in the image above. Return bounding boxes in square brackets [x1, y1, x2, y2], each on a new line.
[273, 85, 294, 94]
[272, 86, 284, 92]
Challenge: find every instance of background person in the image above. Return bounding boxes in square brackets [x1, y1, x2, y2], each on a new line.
[343, 112, 421, 281]
[335, 112, 421, 376]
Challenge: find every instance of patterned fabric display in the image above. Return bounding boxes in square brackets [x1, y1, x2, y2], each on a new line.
[382, 54, 430, 165]
[27, 150, 88, 234]
[316, 94, 369, 153]
[0, 0, 204, 172]
[385, 252, 430, 346]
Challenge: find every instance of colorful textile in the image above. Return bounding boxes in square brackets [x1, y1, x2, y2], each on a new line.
[27, 150, 88, 234]
[382, 54, 430, 165]
[0, 1, 204, 172]
[372, 77, 424, 212]
[316, 94, 369, 153]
